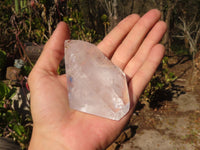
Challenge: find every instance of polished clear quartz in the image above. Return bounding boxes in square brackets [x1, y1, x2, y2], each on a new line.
[65, 40, 130, 120]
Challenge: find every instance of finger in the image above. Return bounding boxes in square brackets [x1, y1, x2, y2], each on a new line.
[129, 44, 165, 101]
[35, 22, 70, 74]
[97, 14, 140, 58]
[124, 21, 167, 81]
[111, 9, 161, 69]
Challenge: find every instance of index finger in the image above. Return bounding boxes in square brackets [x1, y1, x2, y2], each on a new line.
[97, 14, 140, 58]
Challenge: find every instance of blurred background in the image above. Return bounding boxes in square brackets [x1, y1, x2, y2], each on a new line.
[0, 0, 200, 149]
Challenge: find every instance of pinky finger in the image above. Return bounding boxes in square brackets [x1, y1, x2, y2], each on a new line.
[128, 44, 165, 104]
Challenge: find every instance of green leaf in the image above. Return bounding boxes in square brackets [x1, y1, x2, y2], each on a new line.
[13, 124, 24, 136]
[63, 16, 68, 22]
[0, 82, 16, 100]
[68, 18, 73, 22]
[0, 82, 10, 100]
[101, 14, 108, 22]
[72, 24, 78, 30]
[6, 87, 16, 99]
[22, 64, 32, 76]
[0, 49, 6, 70]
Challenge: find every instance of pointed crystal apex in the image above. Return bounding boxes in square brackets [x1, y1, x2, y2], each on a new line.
[65, 40, 130, 120]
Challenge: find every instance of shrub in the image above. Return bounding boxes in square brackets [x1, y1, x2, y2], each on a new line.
[0, 82, 32, 149]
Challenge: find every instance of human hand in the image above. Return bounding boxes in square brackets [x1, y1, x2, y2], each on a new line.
[28, 9, 167, 150]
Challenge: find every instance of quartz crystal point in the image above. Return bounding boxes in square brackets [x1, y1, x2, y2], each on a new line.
[64, 40, 130, 120]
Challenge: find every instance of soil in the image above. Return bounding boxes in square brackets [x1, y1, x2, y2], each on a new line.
[107, 55, 200, 150]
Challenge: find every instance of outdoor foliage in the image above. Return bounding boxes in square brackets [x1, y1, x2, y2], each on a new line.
[141, 57, 177, 108]
[0, 1, 101, 148]
[0, 0, 99, 66]
[0, 82, 32, 149]
[0, 49, 7, 79]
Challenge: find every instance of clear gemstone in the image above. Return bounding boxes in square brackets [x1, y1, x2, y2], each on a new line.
[65, 40, 130, 120]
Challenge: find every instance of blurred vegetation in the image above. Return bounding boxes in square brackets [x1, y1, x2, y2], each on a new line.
[141, 56, 177, 109]
[0, 0, 101, 65]
[0, 81, 32, 149]
[0, 49, 7, 79]
[0, 0, 200, 149]
[0, 1, 103, 149]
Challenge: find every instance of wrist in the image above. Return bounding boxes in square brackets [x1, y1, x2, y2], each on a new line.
[29, 128, 69, 150]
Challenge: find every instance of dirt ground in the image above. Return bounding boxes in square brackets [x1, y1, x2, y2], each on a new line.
[107, 56, 200, 150]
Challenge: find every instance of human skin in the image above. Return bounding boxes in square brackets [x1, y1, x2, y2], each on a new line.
[28, 9, 167, 150]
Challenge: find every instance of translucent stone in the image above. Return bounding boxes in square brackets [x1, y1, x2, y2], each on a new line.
[64, 40, 130, 120]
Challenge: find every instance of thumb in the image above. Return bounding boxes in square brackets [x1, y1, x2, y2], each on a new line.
[35, 22, 70, 74]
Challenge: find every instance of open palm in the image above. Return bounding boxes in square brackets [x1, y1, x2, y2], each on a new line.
[28, 9, 167, 150]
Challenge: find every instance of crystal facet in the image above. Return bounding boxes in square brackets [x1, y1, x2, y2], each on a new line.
[65, 40, 130, 120]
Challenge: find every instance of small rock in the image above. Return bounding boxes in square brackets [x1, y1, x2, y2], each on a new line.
[25, 43, 43, 63]
[14, 59, 24, 69]
[6, 67, 22, 80]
